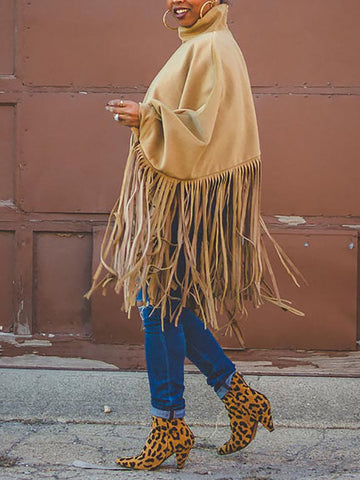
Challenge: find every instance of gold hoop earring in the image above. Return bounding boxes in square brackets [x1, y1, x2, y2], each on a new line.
[162, 10, 178, 30]
[199, 0, 216, 19]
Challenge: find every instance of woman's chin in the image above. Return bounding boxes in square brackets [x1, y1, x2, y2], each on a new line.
[178, 18, 198, 28]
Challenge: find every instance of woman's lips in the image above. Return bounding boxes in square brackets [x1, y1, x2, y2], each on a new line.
[173, 7, 190, 20]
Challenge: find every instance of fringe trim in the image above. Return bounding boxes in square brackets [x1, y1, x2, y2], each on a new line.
[85, 142, 304, 342]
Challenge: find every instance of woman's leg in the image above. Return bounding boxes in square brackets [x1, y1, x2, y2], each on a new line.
[139, 302, 186, 419]
[179, 306, 236, 399]
[138, 282, 236, 404]
[138, 296, 236, 413]
[166, 213, 235, 399]
[115, 299, 194, 471]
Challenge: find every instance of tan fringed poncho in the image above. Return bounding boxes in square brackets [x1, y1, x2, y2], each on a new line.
[85, 4, 303, 343]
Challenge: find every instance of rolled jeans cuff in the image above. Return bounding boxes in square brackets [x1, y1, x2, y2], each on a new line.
[150, 405, 186, 420]
[215, 371, 236, 400]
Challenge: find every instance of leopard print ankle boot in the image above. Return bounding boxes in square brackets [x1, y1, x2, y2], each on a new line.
[115, 416, 194, 470]
[218, 372, 274, 455]
[228, 372, 275, 431]
[218, 402, 258, 455]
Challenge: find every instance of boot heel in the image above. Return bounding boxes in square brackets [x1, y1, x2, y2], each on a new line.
[175, 446, 192, 469]
[260, 407, 274, 432]
[246, 395, 275, 432]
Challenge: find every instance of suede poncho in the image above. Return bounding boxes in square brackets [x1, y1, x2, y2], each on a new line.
[86, 4, 303, 344]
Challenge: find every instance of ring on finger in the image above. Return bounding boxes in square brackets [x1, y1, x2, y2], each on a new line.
[120, 100, 124, 107]
[114, 113, 121, 122]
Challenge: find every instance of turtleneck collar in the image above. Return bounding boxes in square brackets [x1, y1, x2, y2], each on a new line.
[178, 4, 229, 42]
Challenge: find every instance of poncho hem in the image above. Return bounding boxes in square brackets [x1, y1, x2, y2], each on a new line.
[84, 142, 304, 346]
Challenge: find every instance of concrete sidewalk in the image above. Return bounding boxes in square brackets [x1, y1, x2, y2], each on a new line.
[0, 369, 359, 479]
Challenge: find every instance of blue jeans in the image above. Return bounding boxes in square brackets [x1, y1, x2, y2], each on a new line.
[138, 296, 236, 419]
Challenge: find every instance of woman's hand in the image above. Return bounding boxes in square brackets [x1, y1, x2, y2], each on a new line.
[105, 99, 140, 128]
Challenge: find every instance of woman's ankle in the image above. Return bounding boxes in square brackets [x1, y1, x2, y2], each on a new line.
[150, 405, 186, 420]
[215, 371, 236, 399]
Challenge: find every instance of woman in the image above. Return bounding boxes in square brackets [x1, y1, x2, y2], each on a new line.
[86, 0, 302, 471]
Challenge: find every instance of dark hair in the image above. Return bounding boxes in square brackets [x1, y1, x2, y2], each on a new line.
[220, 0, 231, 4]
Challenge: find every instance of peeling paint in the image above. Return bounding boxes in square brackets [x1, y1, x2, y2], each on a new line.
[0, 333, 28, 345]
[16, 300, 24, 326]
[20, 339, 52, 347]
[275, 215, 306, 226]
[16, 299, 31, 335]
[0, 354, 119, 369]
[342, 224, 360, 229]
[0, 333, 51, 347]
[16, 324, 31, 335]
[0, 199, 16, 208]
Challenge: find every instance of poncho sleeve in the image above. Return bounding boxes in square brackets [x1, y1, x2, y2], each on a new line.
[135, 34, 223, 179]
